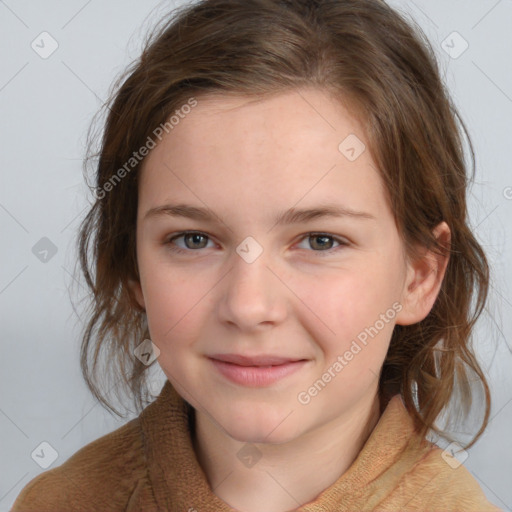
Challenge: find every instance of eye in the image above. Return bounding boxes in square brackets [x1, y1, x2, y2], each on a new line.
[164, 231, 349, 256]
[296, 233, 348, 255]
[165, 231, 215, 254]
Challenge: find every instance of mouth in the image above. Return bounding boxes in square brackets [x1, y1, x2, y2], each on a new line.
[208, 354, 310, 387]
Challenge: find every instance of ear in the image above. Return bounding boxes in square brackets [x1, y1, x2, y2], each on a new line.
[128, 278, 146, 311]
[395, 221, 451, 326]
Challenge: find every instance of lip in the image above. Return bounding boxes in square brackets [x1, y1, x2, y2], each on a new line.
[210, 353, 304, 366]
[208, 354, 309, 387]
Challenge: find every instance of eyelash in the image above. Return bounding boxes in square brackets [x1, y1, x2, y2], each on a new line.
[164, 231, 349, 257]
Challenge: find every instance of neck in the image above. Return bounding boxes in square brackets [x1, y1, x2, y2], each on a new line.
[192, 391, 382, 512]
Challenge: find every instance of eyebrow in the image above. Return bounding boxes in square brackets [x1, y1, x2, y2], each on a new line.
[143, 203, 376, 225]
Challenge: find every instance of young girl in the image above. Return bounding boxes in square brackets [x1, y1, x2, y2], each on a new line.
[12, 0, 502, 510]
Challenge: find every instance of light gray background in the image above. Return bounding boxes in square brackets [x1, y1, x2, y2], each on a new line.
[1, 1, 511, 510]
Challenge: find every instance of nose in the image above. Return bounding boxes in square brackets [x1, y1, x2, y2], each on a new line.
[216, 248, 288, 332]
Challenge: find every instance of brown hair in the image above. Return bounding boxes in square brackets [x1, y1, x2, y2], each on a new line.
[76, 0, 490, 449]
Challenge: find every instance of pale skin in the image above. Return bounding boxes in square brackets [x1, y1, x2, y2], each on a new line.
[131, 88, 450, 512]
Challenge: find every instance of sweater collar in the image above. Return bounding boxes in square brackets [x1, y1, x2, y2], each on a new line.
[140, 379, 424, 511]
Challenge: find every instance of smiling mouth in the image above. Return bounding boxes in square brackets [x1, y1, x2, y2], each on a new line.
[208, 354, 309, 387]
[209, 353, 306, 366]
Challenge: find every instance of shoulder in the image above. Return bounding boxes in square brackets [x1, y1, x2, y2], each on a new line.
[395, 441, 502, 511]
[11, 417, 148, 512]
[373, 396, 502, 511]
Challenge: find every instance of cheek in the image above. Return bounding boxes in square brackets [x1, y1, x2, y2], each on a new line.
[142, 277, 206, 384]
[139, 262, 208, 347]
[296, 262, 400, 364]
[297, 263, 399, 328]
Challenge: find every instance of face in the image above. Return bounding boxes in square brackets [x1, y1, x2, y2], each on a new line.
[133, 88, 411, 444]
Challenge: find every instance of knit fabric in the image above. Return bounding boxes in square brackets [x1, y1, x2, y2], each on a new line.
[11, 380, 501, 511]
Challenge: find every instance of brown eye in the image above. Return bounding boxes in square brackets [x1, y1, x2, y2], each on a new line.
[182, 233, 209, 249]
[166, 231, 213, 253]
[309, 234, 335, 250]
[296, 233, 348, 255]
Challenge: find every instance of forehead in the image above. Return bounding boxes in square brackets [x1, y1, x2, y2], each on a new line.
[180, 88, 363, 141]
[138, 88, 389, 222]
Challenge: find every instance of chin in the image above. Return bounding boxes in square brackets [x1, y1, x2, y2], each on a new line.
[217, 407, 305, 445]
[228, 426, 299, 445]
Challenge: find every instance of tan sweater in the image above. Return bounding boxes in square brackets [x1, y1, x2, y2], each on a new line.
[11, 380, 501, 511]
